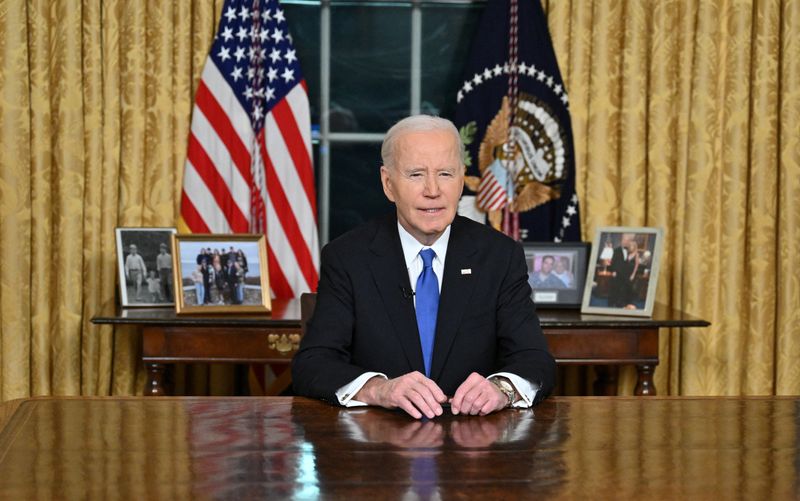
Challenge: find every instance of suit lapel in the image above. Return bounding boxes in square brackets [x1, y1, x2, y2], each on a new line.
[430, 217, 478, 382]
[367, 215, 426, 373]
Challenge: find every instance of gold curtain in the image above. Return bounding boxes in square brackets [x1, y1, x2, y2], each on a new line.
[545, 0, 800, 395]
[0, 0, 225, 401]
[1, 1, 799, 401]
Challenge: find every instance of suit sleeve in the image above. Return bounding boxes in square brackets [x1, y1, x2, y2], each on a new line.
[493, 242, 556, 402]
[291, 243, 371, 404]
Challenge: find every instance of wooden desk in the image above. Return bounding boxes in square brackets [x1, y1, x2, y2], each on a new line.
[92, 301, 708, 397]
[0, 396, 796, 499]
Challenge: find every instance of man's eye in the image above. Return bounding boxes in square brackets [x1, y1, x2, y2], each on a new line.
[439, 171, 454, 178]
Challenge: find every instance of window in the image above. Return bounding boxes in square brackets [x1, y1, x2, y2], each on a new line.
[284, 0, 483, 242]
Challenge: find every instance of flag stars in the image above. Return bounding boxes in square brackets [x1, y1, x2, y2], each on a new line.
[231, 66, 243, 81]
[270, 48, 282, 63]
[562, 216, 571, 227]
[244, 86, 254, 100]
[266, 87, 276, 101]
[285, 48, 297, 64]
[267, 67, 278, 82]
[247, 67, 256, 80]
[493, 64, 503, 76]
[237, 26, 248, 42]
[472, 73, 483, 85]
[263, 9, 272, 21]
[554, 84, 562, 95]
[527, 65, 537, 77]
[483, 68, 492, 80]
[275, 9, 285, 23]
[217, 46, 231, 61]
[259, 28, 270, 42]
[224, 6, 237, 23]
[537, 70, 546, 81]
[282, 67, 295, 83]
[518, 62, 528, 74]
[221, 27, 233, 42]
[234, 46, 246, 61]
[566, 205, 577, 216]
[463, 81, 473, 92]
[546, 76, 554, 87]
[239, 6, 249, 21]
[252, 104, 263, 120]
[457, 90, 464, 102]
[272, 28, 284, 43]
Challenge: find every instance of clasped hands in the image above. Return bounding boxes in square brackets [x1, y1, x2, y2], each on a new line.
[355, 371, 511, 419]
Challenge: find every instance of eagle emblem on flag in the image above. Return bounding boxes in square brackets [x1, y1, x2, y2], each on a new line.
[463, 95, 563, 231]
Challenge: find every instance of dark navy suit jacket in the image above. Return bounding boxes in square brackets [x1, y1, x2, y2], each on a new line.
[292, 213, 556, 404]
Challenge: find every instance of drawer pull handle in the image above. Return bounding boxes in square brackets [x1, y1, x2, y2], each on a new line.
[268, 333, 301, 354]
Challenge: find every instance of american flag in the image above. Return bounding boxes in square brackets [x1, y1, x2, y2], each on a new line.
[476, 159, 509, 212]
[180, 0, 319, 298]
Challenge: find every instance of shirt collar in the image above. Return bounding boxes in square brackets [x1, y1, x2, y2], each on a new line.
[397, 222, 451, 269]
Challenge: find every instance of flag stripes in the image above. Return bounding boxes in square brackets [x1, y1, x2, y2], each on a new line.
[180, 0, 319, 299]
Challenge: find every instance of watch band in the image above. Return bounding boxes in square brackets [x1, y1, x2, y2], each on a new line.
[490, 377, 515, 407]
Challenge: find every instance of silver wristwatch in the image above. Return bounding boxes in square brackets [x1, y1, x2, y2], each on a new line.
[490, 377, 515, 407]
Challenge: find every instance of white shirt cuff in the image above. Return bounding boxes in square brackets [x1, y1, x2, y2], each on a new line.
[335, 372, 387, 407]
[488, 372, 539, 408]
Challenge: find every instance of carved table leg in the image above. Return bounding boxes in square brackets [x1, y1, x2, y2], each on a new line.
[146, 363, 168, 396]
[593, 366, 619, 396]
[635, 364, 657, 396]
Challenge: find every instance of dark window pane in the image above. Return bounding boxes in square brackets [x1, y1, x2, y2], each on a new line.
[420, 4, 482, 120]
[330, 6, 411, 133]
[284, 5, 321, 126]
[329, 143, 393, 240]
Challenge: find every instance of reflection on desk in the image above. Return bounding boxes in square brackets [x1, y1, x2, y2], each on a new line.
[0, 397, 796, 499]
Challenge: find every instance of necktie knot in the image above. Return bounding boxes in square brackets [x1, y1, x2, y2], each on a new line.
[420, 248, 435, 269]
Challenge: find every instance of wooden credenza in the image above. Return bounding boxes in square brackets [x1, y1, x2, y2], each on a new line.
[91, 300, 708, 397]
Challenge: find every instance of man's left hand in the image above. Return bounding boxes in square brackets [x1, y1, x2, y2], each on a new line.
[450, 372, 508, 416]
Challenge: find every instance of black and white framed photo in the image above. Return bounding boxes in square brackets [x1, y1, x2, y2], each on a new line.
[523, 242, 590, 308]
[172, 234, 271, 315]
[581, 226, 664, 317]
[115, 227, 178, 307]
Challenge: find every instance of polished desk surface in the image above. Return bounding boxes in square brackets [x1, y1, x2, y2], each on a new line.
[0, 397, 795, 499]
[92, 299, 709, 328]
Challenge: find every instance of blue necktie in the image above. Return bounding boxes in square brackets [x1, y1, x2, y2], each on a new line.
[415, 248, 439, 377]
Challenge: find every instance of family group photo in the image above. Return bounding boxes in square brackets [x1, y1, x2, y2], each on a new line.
[174, 236, 269, 313]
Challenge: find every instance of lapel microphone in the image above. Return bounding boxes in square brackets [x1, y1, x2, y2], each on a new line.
[400, 286, 415, 300]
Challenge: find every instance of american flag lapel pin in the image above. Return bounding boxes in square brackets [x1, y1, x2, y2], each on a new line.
[461, 268, 472, 275]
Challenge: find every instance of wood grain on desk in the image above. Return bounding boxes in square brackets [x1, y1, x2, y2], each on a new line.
[0, 396, 796, 499]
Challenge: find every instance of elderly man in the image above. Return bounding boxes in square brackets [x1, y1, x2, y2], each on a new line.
[292, 115, 555, 419]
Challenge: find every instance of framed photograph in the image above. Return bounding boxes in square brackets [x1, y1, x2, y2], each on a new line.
[115, 227, 178, 308]
[581, 226, 664, 317]
[523, 242, 590, 308]
[172, 234, 271, 315]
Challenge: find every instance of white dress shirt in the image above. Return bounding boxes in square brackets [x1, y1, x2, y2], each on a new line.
[335, 222, 538, 408]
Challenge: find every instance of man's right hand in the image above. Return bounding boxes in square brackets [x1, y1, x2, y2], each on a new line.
[354, 372, 448, 419]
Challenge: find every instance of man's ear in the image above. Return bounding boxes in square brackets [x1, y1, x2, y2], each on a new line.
[380, 166, 396, 203]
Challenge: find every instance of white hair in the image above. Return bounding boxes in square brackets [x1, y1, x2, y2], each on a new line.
[381, 115, 465, 169]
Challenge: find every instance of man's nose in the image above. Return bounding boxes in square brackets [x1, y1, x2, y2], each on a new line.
[423, 174, 440, 196]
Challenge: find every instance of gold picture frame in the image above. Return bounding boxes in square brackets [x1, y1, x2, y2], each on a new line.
[172, 234, 271, 315]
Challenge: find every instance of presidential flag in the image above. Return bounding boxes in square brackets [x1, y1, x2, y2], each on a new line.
[454, 0, 580, 242]
[180, 0, 319, 298]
